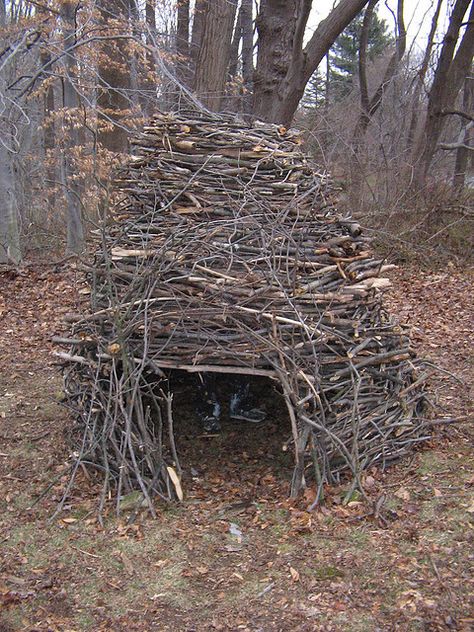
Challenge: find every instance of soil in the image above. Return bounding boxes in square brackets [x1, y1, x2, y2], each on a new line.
[0, 263, 473, 631]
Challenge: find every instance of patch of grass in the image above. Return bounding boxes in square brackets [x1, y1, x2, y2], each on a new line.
[347, 528, 371, 549]
[275, 541, 294, 555]
[221, 574, 274, 606]
[3, 523, 70, 567]
[417, 451, 449, 476]
[321, 612, 379, 631]
[74, 610, 96, 630]
[309, 565, 344, 581]
[141, 561, 190, 608]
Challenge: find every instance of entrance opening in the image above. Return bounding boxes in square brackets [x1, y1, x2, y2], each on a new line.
[166, 371, 294, 502]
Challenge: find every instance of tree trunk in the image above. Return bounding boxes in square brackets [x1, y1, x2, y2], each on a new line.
[228, 5, 242, 80]
[241, 0, 253, 114]
[406, 0, 442, 150]
[253, 0, 370, 126]
[325, 53, 331, 113]
[37, 5, 56, 211]
[0, 137, 21, 264]
[176, 0, 190, 84]
[60, 1, 84, 255]
[253, 0, 303, 124]
[141, 0, 156, 113]
[128, 0, 140, 110]
[96, 0, 131, 153]
[0, 1, 21, 263]
[453, 74, 474, 190]
[227, 0, 253, 114]
[355, 0, 377, 135]
[190, 0, 208, 86]
[146, 0, 155, 35]
[194, 0, 237, 111]
[415, 0, 474, 183]
[353, 0, 406, 148]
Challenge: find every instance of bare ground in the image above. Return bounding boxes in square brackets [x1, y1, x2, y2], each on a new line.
[0, 264, 473, 631]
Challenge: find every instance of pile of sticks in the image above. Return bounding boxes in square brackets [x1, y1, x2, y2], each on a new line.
[58, 113, 429, 515]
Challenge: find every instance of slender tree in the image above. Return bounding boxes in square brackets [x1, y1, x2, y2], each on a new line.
[60, 0, 84, 254]
[0, 4, 22, 263]
[37, 4, 56, 211]
[453, 73, 474, 190]
[0, 105, 21, 264]
[241, 0, 253, 113]
[415, 0, 474, 183]
[406, 0, 443, 150]
[353, 0, 405, 147]
[330, 1, 391, 100]
[227, 0, 254, 113]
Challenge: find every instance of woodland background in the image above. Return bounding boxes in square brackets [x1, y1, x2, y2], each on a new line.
[0, 0, 473, 266]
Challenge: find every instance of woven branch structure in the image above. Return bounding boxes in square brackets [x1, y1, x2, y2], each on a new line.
[60, 113, 429, 513]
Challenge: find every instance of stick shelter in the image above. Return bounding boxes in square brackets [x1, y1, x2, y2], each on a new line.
[59, 113, 428, 514]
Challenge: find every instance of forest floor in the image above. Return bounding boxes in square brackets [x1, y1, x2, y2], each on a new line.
[0, 262, 473, 632]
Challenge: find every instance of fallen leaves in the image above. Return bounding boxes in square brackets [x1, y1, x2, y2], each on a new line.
[394, 487, 411, 502]
[114, 550, 134, 576]
[289, 567, 300, 582]
[465, 499, 474, 513]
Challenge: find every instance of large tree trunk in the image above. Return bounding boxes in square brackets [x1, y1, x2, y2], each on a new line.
[194, 0, 237, 111]
[415, 0, 474, 183]
[60, 1, 84, 255]
[253, 0, 370, 125]
[96, 0, 131, 152]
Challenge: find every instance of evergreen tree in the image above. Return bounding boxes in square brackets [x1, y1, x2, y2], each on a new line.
[302, 70, 326, 109]
[330, 9, 392, 100]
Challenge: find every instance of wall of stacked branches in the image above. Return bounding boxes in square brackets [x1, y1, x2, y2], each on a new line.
[56, 113, 431, 516]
